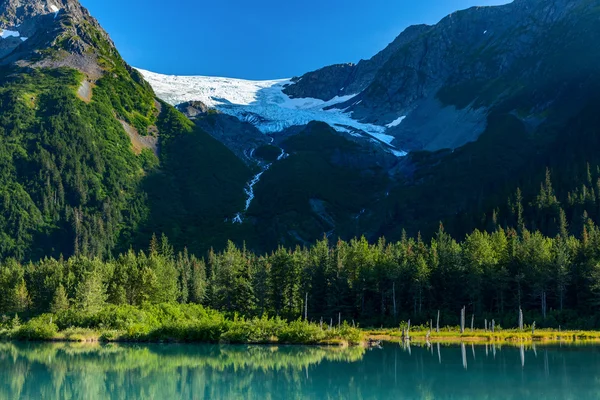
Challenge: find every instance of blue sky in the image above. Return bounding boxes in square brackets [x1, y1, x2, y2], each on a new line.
[81, 0, 511, 80]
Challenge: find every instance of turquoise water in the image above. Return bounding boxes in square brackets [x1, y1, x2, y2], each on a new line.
[0, 341, 599, 399]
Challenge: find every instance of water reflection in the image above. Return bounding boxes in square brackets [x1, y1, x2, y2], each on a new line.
[1, 342, 600, 399]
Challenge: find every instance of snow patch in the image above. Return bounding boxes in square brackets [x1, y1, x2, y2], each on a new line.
[20, 37, 28, 42]
[390, 149, 407, 157]
[277, 148, 288, 161]
[386, 116, 406, 128]
[1, 30, 20, 39]
[232, 213, 243, 224]
[483, 30, 488, 34]
[50, 4, 60, 18]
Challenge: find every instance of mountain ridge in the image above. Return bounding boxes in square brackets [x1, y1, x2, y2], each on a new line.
[3, 0, 600, 259]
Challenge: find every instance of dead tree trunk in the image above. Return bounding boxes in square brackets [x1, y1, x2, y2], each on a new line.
[519, 308, 524, 331]
[542, 292, 547, 320]
[436, 310, 440, 333]
[305, 293, 308, 321]
[393, 282, 397, 319]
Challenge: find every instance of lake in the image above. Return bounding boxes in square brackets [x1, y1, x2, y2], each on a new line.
[0, 341, 598, 399]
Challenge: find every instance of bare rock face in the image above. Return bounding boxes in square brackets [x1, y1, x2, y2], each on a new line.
[283, 63, 356, 101]
[282, 0, 595, 152]
[194, 113, 271, 165]
[176, 101, 214, 119]
[0, 0, 116, 77]
[283, 24, 430, 101]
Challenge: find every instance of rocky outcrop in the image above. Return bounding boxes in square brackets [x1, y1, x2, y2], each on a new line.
[283, 63, 355, 101]
[194, 113, 271, 165]
[119, 119, 159, 156]
[176, 101, 214, 119]
[283, 24, 430, 101]
[0, 0, 117, 78]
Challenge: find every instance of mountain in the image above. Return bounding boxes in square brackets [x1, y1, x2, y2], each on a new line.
[0, 0, 254, 260]
[3, 0, 600, 261]
[284, 0, 595, 152]
[140, 0, 600, 251]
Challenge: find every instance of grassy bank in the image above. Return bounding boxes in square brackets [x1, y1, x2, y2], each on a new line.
[366, 327, 600, 344]
[0, 304, 363, 346]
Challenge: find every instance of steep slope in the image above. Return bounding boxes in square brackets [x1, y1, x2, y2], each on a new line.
[282, 24, 430, 101]
[246, 122, 392, 249]
[283, 0, 596, 153]
[141, 0, 600, 254]
[0, 0, 251, 260]
[0, 0, 114, 77]
[5, 0, 600, 261]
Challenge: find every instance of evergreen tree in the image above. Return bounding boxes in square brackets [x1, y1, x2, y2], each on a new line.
[75, 269, 107, 314]
[11, 278, 31, 313]
[50, 284, 69, 314]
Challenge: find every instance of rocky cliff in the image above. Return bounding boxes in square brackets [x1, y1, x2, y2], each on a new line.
[0, 0, 118, 77]
[284, 0, 595, 152]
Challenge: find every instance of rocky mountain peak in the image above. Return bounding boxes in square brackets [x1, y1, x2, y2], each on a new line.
[0, 0, 116, 77]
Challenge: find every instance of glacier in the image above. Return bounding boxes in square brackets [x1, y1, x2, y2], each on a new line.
[137, 68, 402, 147]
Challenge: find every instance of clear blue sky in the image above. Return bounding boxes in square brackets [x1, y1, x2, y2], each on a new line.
[80, 0, 511, 80]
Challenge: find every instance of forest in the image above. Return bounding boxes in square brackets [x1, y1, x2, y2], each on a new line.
[3, 203, 600, 335]
[3, 49, 600, 339]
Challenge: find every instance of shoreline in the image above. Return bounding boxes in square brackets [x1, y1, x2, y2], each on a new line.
[365, 329, 600, 345]
[4, 328, 600, 347]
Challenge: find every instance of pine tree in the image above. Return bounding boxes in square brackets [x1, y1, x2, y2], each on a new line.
[50, 284, 69, 314]
[11, 278, 31, 313]
[149, 233, 159, 256]
[559, 208, 569, 238]
[75, 269, 107, 314]
[189, 256, 207, 304]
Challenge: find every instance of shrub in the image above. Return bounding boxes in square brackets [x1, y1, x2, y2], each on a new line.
[278, 320, 325, 344]
[14, 317, 58, 340]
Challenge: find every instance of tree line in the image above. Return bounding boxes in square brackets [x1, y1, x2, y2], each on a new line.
[3, 215, 600, 329]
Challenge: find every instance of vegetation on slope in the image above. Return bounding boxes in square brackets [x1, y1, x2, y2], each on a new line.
[0, 66, 156, 260]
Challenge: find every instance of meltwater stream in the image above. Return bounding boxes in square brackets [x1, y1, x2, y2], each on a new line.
[2, 342, 600, 399]
[233, 148, 288, 224]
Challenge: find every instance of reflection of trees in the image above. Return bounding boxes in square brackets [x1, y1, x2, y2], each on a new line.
[0, 343, 365, 399]
[1, 343, 598, 400]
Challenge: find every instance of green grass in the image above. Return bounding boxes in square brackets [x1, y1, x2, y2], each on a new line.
[366, 327, 600, 344]
[0, 304, 364, 346]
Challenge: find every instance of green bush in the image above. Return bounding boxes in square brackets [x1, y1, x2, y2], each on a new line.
[14, 317, 58, 340]
[278, 320, 325, 344]
[221, 316, 284, 344]
[334, 323, 363, 345]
